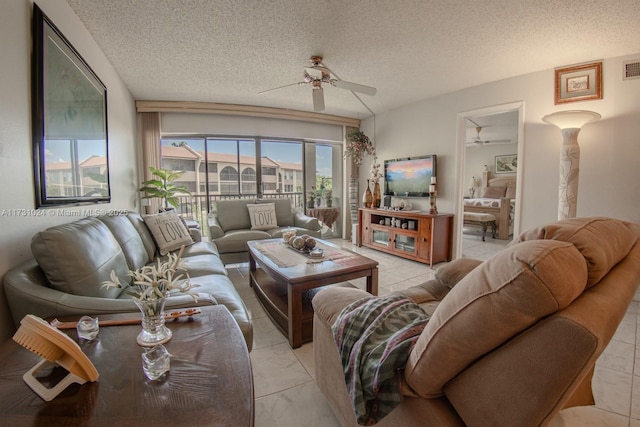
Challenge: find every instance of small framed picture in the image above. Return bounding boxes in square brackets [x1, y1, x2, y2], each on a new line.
[495, 154, 517, 174]
[554, 61, 602, 104]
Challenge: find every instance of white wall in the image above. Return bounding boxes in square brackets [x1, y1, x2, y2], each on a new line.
[465, 142, 518, 196]
[361, 53, 640, 256]
[0, 0, 137, 340]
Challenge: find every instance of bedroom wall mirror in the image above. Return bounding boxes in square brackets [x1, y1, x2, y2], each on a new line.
[456, 102, 524, 259]
[32, 5, 110, 208]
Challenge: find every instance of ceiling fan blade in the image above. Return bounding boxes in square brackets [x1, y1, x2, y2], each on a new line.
[258, 82, 305, 95]
[312, 87, 325, 111]
[331, 79, 377, 96]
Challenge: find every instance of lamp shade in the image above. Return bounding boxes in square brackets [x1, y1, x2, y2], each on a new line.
[542, 110, 601, 130]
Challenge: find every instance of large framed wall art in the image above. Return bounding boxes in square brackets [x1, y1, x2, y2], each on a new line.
[32, 4, 110, 208]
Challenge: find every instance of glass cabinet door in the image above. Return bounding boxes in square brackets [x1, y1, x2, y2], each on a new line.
[372, 229, 390, 247]
[394, 233, 416, 254]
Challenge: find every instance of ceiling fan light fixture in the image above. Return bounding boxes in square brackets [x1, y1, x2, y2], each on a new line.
[259, 55, 377, 112]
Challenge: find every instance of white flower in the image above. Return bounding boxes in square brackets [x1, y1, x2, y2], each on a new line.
[370, 159, 383, 184]
[102, 246, 199, 303]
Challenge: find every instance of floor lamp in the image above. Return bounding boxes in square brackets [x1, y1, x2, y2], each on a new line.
[542, 110, 601, 220]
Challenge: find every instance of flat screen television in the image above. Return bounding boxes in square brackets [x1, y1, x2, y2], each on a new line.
[384, 155, 437, 197]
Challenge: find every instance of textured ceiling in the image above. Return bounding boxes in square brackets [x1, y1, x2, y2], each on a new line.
[66, 0, 640, 119]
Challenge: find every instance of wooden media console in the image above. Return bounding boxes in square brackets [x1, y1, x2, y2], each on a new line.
[358, 208, 453, 267]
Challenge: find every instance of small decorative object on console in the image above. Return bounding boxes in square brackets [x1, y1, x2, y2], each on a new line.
[363, 179, 373, 208]
[142, 344, 170, 380]
[76, 316, 99, 341]
[429, 176, 438, 214]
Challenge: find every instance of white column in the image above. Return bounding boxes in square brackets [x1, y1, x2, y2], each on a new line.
[558, 128, 581, 220]
[542, 110, 600, 221]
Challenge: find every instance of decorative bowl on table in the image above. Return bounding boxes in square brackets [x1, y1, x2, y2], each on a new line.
[285, 235, 318, 254]
[282, 228, 297, 243]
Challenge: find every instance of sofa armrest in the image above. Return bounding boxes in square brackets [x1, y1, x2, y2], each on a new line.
[207, 214, 225, 239]
[293, 210, 321, 232]
[4, 260, 216, 327]
[444, 315, 597, 427]
[312, 286, 373, 327]
[189, 227, 202, 242]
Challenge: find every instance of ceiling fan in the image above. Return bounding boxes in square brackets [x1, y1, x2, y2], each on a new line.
[259, 56, 377, 112]
[466, 119, 511, 146]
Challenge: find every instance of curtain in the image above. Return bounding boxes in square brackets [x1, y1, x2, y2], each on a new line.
[139, 112, 162, 214]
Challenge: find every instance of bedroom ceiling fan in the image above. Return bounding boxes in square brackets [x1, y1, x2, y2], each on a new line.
[466, 119, 511, 146]
[258, 56, 377, 112]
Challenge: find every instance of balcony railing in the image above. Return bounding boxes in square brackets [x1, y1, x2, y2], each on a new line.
[173, 192, 305, 236]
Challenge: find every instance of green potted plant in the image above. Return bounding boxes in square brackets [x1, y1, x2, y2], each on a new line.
[324, 191, 333, 207]
[307, 189, 317, 209]
[139, 166, 191, 211]
[344, 129, 375, 166]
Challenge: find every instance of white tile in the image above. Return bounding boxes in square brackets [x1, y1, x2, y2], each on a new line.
[598, 339, 635, 374]
[593, 365, 633, 416]
[292, 342, 315, 379]
[254, 381, 340, 427]
[612, 312, 638, 345]
[242, 294, 269, 320]
[549, 406, 629, 427]
[631, 375, 640, 419]
[250, 342, 312, 398]
[251, 316, 287, 350]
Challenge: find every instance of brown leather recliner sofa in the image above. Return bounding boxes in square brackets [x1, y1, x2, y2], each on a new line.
[4, 212, 253, 350]
[313, 217, 640, 426]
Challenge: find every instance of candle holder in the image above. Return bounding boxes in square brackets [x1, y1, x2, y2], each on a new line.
[429, 191, 438, 214]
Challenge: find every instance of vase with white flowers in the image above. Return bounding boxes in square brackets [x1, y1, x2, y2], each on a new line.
[102, 246, 198, 346]
[370, 158, 383, 208]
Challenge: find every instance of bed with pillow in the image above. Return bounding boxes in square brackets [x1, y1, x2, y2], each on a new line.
[464, 171, 516, 239]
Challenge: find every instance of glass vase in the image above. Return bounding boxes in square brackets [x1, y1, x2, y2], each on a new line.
[363, 179, 373, 208]
[133, 295, 172, 347]
[373, 182, 381, 208]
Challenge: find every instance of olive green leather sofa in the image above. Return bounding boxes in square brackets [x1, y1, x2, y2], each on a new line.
[4, 212, 253, 350]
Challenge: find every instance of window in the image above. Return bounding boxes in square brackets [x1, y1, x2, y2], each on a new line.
[160, 137, 308, 211]
[162, 159, 195, 171]
[199, 162, 218, 173]
[220, 166, 238, 181]
[242, 167, 256, 181]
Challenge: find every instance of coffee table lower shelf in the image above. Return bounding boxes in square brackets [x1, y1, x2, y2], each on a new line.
[250, 268, 353, 346]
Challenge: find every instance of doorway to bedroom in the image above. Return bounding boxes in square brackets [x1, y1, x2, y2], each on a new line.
[456, 103, 524, 259]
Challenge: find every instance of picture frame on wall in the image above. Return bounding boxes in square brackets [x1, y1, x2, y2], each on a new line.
[554, 61, 602, 105]
[495, 154, 517, 174]
[32, 4, 110, 208]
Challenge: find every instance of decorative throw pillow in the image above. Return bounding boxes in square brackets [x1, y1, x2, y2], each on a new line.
[247, 203, 278, 230]
[505, 184, 517, 199]
[143, 211, 194, 256]
[483, 186, 507, 198]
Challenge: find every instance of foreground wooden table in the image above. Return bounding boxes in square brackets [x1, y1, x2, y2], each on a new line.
[248, 238, 378, 348]
[0, 305, 254, 427]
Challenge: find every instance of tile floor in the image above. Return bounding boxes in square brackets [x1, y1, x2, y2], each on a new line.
[224, 232, 640, 427]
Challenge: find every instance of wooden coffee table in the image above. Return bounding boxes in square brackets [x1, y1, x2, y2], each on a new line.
[248, 238, 378, 348]
[0, 306, 254, 426]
